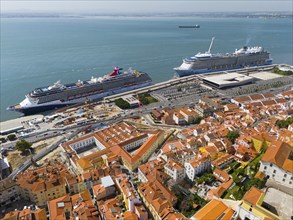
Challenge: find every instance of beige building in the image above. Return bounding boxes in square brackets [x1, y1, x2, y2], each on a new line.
[138, 180, 184, 220]
[48, 190, 98, 220]
[195, 96, 224, 117]
[16, 163, 74, 206]
[179, 107, 198, 124]
[110, 130, 165, 171]
[115, 174, 144, 212]
[2, 206, 46, 220]
[0, 178, 20, 207]
[93, 176, 116, 201]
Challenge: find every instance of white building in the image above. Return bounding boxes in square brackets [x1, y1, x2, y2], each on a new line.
[173, 112, 186, 125]
[164, 160, 185, 182]
[259, 141, 293, 187]
[122, 95, 140, 107]
[115, 174, 142, 211]
[185, 155, 211, 181]
[69, 136, 102, 152]
[62, 122, 148, 156]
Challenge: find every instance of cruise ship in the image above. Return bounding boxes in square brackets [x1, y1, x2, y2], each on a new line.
[174, 37, 272, 77]
[7, 67, 152, 115]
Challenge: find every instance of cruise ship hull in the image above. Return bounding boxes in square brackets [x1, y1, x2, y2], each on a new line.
[7, 69, 152, 115]
[175, 62, 272, 77]
[8, 103, 69, 115]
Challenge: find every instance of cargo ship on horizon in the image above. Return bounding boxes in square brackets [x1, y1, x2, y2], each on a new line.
[174, 37, 273, 77]
[7, 67, 152, 115]
[178, 25, 200, 28]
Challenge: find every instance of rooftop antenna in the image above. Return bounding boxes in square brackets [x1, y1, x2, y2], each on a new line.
[208, 37, 215, 53]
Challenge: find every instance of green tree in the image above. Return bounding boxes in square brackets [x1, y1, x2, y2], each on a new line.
[7, 134, 17, 141]
[15, 139, 32, 153]
[0, 137, 7, 143]
[244, 178, 265, 191]
[114, 98, 131, 109]
[194, 116, 203, 124]
[196, 173, 214, 184]
[227, 130, 240, 144]
[276, 116, 293, 129]
[193, 194, 208, 207]
[273, 66, 293, 76]
[233, 187, 244, 200]
[138, 93, 158, 105]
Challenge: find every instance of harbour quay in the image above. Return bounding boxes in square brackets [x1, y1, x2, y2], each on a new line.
[0, 115, 44, 136]
[105, 64, 293, 102]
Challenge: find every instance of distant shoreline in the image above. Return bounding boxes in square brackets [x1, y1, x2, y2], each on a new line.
[1, 12, 292, 19]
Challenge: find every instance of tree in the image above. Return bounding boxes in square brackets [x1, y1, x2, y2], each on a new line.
[196, 173, 214, 184]
[0, 137, 7, 143]
[138, 93, 158, 105]
[233, 187, 244, 200]
[15, 139, 32, 153]
[180, 195, 193, 212]
[114, 98, 131, 109]
[227, 130, 240, 144]
[276, 116, 293, 129]
[194, 116, 203, 124]
[7, 134, 17, 141]
[244, 178, 265, 191]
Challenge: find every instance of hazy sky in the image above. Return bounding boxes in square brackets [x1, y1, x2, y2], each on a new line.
[1, 0, 292, 14]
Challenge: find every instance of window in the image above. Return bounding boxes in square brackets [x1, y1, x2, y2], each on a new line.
[270, 163, 273, 167]
[284, 174, 287, 177]
[264, 166, 267, 170]
[289, 181, 292, 184]
[273, 170, 276, 174]
[283, 179, 285, 182]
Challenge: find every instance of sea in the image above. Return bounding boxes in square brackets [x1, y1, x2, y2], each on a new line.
[1, 16, 292, 122]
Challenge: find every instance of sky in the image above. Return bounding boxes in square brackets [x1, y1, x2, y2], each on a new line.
[1, 0, 292, 14]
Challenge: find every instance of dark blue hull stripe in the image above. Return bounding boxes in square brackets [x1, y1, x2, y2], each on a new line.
[175, 62, 273, 77]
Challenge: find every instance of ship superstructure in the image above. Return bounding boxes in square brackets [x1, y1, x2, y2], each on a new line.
[7, 67, 152, 115]
[174, 37, 272, 77]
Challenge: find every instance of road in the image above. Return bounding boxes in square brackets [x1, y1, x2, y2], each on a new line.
[8, 128, 84, 179]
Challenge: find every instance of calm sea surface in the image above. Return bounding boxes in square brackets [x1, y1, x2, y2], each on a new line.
[1, 16, 292, 121]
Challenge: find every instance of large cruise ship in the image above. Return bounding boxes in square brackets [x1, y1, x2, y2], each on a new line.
[7, 67, 152, 115]
[174, 37, 272, 77]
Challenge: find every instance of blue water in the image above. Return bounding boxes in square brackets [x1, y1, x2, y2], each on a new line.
[1, 16, 292, 121]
